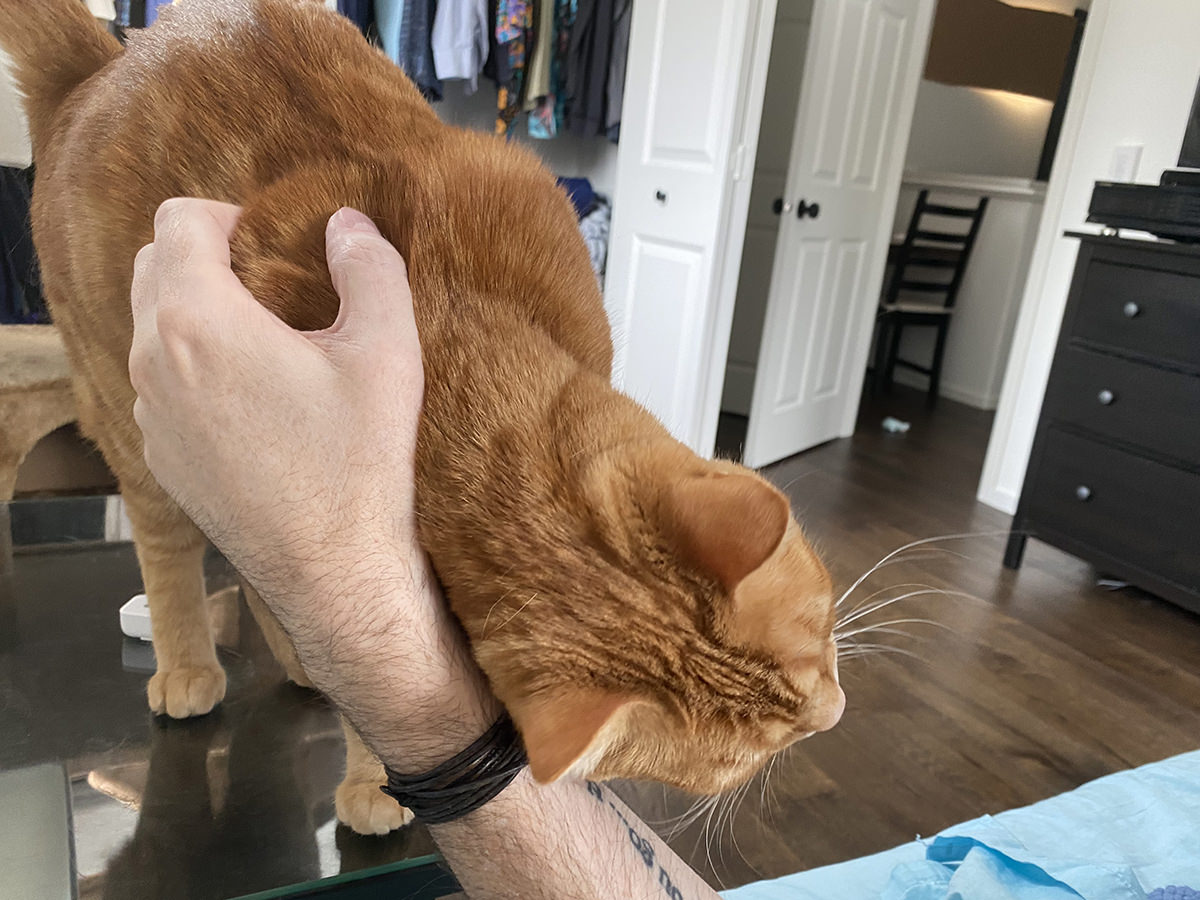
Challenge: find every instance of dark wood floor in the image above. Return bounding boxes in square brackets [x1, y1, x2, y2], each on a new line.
[618, 387, 1200, 889]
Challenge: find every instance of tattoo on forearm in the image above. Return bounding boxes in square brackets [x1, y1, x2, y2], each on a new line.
[587, 781, 687, 900]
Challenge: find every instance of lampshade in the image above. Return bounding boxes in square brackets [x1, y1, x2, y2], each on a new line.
[924, 0, 1078, 101]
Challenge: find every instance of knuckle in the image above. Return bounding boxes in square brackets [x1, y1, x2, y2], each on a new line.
[154, 197, 193, 235]
[133, 241, 155, 272]
[331, 232, 405, 273]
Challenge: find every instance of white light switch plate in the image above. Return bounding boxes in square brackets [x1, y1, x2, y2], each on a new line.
[1110, 144, 1143, 182]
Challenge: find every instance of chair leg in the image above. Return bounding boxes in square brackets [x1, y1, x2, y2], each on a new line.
[928, 319, 950, 405]
[871, 315, 891, 394]
[884, 317, 903, 391]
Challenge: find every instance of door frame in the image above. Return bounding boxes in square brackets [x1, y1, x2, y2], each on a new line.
[691, 0, 780, 456]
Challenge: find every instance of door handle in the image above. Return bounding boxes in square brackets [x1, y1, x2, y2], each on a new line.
[796, 199, 820, 219]
[772, 197, 794, 215]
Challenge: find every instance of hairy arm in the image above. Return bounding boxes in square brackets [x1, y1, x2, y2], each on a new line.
[129, 198, 719, 900]
[286, 564, 717, 900]
[433, 773, 717, 900]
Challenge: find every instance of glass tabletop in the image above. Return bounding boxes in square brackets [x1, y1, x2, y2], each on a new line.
[1, 495, 459, 900]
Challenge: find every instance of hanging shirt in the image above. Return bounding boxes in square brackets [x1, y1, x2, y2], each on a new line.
[86, 0, 117, 20]
[379, 0, 442, 99]
[564, 0, 615, 137]
[605, 0, 631, 140]
[523, 0, 556, 110]
[528, 0, 575, 139]
[431, 0, 489, 93]
[143, 0, 172, 25]
[376, 0, 405, 62]
[495, 0, 532, 134]
[338, 0, 373, 34]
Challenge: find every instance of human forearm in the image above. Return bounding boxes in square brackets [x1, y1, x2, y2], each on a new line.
[429, 772, 719, 900]
[257, 552, 502, 772]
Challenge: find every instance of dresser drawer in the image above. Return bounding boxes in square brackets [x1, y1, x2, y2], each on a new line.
[1042, 347, 1200, 465]
[1075, 260, 1200, 370]
[1025, 429, 1200, 592]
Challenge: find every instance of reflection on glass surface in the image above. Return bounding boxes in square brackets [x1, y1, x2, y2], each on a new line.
[1, 496, 448, 899]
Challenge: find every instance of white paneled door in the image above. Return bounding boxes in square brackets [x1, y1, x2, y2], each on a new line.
[604, 0, 777, 451]
[742, 0, 934, 467]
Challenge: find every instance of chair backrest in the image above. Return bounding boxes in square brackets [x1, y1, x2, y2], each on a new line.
[885, 189, 989, 310]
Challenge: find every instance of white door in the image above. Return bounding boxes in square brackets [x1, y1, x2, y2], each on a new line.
[604, 0, 777, 452]
[742, 0, 934, 468]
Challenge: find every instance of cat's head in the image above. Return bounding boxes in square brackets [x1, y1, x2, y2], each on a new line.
[486, 442, 843, 795]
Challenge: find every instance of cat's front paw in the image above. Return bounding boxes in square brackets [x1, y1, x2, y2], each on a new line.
[335, 777, 414, 835]
[147, 665, 227, 718]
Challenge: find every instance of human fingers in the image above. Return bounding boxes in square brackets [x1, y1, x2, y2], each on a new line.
[153, 197, 243, 269]
[320, 207, 418, 354]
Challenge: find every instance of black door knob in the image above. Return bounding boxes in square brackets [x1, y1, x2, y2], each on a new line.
[796, 199, 820, 219]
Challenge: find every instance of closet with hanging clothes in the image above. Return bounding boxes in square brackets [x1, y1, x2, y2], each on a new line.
[327, 0, 632, 280]
[4, 0, 804, 458]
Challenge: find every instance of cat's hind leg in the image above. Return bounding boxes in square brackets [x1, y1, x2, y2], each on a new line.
[335, 718, 413, 834]
[241, 579, 313, 689]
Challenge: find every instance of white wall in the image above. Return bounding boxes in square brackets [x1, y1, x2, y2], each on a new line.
[1, 49, 32, 168]
[978, 0, 1200, 513]
[901, 0, 1089, 180]
[904, 83, 1053, 178]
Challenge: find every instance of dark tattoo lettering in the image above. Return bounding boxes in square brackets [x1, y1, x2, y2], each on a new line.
[585, 781, 686, 900]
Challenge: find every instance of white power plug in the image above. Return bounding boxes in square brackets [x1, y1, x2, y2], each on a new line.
[119, 594, 153, 642]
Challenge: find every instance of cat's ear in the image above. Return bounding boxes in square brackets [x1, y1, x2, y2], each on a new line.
[510, 688, 633, 783]
[662, 472, 790, 591]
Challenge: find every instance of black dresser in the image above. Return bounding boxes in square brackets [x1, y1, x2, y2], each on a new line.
[1004, 232, 1200, 614]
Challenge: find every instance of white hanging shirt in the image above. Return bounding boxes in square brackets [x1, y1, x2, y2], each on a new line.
[431, 0, 489, 94]
[86, 0, 118, 20]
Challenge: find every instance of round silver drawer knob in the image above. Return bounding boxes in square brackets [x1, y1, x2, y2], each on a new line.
[1122, 301, 1141, 318]
[1075, 485, 1092, 501]
[1098, 389, 1115, 405]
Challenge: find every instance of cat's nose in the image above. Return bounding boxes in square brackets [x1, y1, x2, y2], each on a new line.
[810, 685, 845, 733]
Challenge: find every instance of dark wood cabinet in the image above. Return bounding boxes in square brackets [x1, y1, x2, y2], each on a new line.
[1005, 232, 1200, 615]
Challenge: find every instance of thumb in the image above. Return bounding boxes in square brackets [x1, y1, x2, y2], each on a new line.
[321, 207, 415, 345]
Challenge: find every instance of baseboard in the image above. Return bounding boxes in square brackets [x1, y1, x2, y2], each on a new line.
[891, 368, 998, 410]
[977, 482, 1019, 515]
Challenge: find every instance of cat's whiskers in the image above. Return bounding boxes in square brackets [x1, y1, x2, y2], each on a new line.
[835, 586, 975, 634]
[723, 775, 760, 877]
[481, 586, 519, 638]
[835, 581, 931, 629]
[661, 792, 720, 840]
[834, 616, 947, 643]
[837, 641, 924, 662]
[494, 591, 541, 633]
[835, 530, 1009, 608]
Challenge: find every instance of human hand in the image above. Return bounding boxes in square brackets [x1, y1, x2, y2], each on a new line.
[130, 199, 495, 766]
[131, 200, 421, 605]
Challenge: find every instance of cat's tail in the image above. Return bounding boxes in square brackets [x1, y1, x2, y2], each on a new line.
[0, 0, 122, 150]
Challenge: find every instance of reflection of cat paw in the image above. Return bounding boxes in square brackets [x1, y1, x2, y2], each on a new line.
[147, 665, 227, 718]
[335, 777, 414, 835]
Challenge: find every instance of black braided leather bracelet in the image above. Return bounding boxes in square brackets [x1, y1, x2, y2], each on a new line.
[380, 713, 528, 824]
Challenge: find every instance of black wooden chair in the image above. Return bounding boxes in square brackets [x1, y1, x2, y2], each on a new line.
[872, 189, 989, 403]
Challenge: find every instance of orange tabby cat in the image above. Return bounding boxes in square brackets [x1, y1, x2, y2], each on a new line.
[1, 0, 843, 833]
